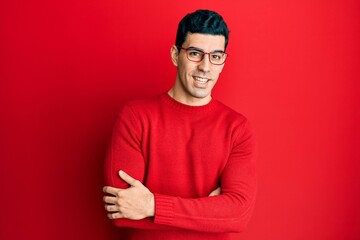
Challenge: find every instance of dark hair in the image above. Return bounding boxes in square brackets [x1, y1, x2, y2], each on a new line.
[176, 9, 229, 50]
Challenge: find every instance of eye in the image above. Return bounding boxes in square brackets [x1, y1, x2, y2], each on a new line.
[188, 50, 202, 57]
[211, 53, 223, 60]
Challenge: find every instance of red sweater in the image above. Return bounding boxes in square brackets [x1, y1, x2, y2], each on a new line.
[105, 93, 257, 240]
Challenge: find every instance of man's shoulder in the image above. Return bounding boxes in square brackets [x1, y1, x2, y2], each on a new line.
[214, 99, 248, 123]
[214, 100, 254, 140]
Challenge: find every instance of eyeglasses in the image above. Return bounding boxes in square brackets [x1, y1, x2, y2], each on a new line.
[177, 46, 228, 65]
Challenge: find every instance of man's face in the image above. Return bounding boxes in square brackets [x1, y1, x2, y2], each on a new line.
[171, 33, 226, 105]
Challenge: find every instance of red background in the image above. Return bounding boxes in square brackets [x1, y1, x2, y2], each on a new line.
[1, 0, 359, 239]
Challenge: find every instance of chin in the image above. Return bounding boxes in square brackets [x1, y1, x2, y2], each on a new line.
[191, 91, 211, 99]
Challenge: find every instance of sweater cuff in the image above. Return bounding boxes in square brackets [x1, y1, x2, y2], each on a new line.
[154, 193, 174, 226]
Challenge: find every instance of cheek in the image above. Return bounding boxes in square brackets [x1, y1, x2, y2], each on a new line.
[178, 59, 192, 74]
[215, 66, 224, 77]
[181, 64, 196, 77]
[210, 71, 220, 81]
[217, 64, 225, 73]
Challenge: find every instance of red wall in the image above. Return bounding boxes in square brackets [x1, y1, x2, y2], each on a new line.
[1, 0, 359, 239]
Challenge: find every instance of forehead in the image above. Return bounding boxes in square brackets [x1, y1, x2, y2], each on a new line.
[183, 33, 226, 51]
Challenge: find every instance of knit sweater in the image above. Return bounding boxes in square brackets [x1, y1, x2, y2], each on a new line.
[104, 92, 257, 240]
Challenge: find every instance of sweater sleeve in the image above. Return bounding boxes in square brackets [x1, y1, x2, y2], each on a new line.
[104, 104, 178, 230]
[104, 104, 145, 188]
[153, 120, 257, 233]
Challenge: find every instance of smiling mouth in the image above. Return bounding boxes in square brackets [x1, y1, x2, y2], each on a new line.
[193, 76, 210, 83]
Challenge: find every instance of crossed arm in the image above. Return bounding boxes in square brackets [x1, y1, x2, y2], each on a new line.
[103, 106, 257, 232]
[103, 171, 221, 220]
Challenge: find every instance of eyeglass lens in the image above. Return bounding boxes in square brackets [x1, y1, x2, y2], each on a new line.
[186, 49, 226, 65]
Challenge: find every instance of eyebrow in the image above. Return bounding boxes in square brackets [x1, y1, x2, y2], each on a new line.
[187, 46, 225, 53]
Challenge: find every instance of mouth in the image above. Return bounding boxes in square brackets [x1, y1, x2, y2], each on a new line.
[193, 76, 210, 83]
[193, 76, 211, 89]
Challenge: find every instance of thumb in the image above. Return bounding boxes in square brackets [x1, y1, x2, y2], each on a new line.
[119, 170, 139, 187]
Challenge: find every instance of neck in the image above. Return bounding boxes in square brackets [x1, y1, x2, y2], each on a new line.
[167, 88, 212, 106]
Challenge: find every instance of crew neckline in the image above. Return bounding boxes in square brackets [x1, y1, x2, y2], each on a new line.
[160, 92, 218, 113]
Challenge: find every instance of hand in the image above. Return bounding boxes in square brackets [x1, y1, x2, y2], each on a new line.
[209, 187, 221, 196]
[103, 170, 155, 220]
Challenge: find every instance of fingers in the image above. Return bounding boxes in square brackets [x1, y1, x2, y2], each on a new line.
[103, 195, 117, 204]
[105, 203, 118, 212]
[103, 186, 122, 196]
[104, 197, 122, 219]
[209, 187, 221, 196]
[104, 203, 127, 219]
[103, 171, 145, 220]
[108, 212, 123, 219]
[118, 170, 140, 187]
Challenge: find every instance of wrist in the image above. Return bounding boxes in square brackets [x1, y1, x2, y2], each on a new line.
[147, 193, 155, 217]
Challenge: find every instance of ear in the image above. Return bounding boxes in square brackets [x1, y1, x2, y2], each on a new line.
[170, 45, 179, 67]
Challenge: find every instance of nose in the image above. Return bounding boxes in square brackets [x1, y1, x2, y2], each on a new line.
[198, 53, 211, 72]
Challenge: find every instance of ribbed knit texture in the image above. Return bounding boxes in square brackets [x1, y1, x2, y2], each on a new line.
[104, 93, 257, 240]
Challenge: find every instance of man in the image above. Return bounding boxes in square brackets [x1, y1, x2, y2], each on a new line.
[103, 9, 257, 240]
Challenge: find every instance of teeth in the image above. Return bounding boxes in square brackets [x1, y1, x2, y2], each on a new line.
[194, 76, 208, 83]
